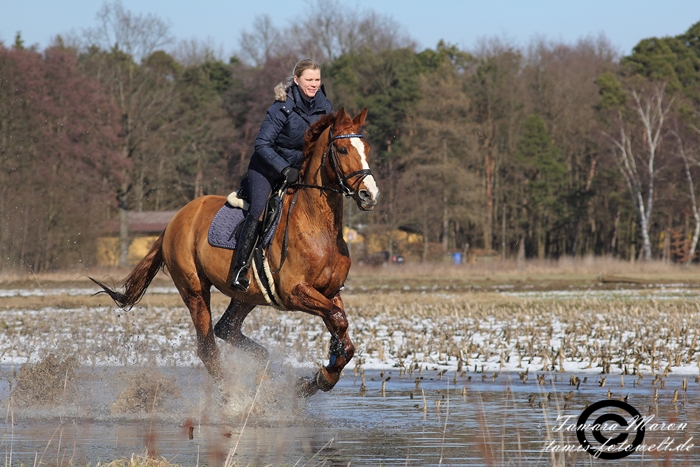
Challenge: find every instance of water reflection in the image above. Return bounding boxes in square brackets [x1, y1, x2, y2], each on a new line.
[0, 366, 698, 466]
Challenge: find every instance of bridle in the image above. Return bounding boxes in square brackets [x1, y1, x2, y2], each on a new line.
[328, 130, 373, 198]
[272, 126, 373, 275]
[292, 127, 373, 201]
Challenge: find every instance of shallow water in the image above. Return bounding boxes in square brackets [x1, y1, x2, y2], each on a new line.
[2, 282, 699, 465]
[1, 365, 698, 466]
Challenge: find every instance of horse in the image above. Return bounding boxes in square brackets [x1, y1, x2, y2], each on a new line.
[91, 108, 379, 397]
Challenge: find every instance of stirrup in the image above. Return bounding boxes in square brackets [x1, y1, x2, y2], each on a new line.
[230, 266, 251, 291]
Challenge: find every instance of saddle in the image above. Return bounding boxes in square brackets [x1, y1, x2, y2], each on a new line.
[207, 186, 286, 309]
[207, 187, 283, 251]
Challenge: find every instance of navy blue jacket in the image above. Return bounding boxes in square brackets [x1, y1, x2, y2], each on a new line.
[252, 83, 333, 175]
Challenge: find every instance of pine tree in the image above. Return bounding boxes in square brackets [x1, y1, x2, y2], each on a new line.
[513, 114, 568, 258]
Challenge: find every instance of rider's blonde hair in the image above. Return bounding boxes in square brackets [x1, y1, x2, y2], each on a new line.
[292, 59, 321, 79]
[274, 58, 321, 101]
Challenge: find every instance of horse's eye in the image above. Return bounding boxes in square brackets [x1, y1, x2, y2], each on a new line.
[337, 146, 348, 155]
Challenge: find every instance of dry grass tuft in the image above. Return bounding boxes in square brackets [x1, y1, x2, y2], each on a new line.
[96, 453, 198, 467]
[12, 353, 78, 406]
[111, 370, 181, 414]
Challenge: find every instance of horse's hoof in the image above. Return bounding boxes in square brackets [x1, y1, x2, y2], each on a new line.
[297, 376, 319, 397]
[315, 369, 336, 392]
[213, 321, 228, 341]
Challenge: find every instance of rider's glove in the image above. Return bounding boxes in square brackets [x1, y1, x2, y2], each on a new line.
[281, 166, 300, 184]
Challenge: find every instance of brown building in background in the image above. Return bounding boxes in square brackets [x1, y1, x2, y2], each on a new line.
[98, 211, 177, 266]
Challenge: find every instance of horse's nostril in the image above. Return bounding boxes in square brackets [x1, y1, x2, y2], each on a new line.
[359, 189, 371, 200]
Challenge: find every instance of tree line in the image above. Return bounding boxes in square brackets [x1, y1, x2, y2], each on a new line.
[1, 0, 700, 271]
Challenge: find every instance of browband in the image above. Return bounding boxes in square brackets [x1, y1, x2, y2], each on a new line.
[333, 134, 364, 140]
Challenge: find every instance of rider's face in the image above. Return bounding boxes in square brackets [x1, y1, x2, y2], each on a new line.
[295, 69, 321, 99]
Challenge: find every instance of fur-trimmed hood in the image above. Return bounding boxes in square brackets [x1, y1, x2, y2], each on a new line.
[274, 81, 290, 102]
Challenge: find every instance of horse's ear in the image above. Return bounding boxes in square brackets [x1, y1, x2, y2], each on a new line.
[353, 108, 368, 127]
[334, 107, 347, 126]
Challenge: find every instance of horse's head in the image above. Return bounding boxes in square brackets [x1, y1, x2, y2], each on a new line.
[325, 108, 379, 211]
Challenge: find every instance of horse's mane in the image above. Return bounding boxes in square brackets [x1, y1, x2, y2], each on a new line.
[303, 112, 336, 158]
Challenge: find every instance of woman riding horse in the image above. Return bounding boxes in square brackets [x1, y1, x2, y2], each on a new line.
[231, 58, 333, 291]
[91, 107, 379, 397]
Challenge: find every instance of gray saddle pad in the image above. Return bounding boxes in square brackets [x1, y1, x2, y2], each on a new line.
[207, 202, 281, 250]
[208, 203, 245, 250]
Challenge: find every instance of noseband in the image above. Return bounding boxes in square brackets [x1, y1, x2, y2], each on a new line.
[293, 127, 373, 201]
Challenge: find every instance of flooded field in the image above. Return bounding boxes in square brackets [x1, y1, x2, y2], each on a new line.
[0, 276, 699, 466]
[2, 364, 699, 466]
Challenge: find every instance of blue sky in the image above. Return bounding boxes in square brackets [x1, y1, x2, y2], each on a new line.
[1, 0, 698, 58]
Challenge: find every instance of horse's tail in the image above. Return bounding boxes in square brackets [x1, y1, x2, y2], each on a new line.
[90, 231, 165, 309]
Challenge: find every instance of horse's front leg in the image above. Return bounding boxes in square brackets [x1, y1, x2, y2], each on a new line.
[291, 283, 355, 394]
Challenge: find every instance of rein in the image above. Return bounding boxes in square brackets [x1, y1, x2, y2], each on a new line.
[272, 127, 372, 275]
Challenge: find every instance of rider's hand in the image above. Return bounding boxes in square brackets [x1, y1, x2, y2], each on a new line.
[281, 166, 300, 184]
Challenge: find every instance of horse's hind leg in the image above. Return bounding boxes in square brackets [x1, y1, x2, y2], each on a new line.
[174, 278, 223, 385]
[214, 299, 268, 361]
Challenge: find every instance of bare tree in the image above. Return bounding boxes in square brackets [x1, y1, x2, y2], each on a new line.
[673, 130, 700, 263]
[238, 0, 414, 66]
[82, 2, 178, 266]
[288, 0, 414, 61]
[523, 36, 617, 256]
[84, 1, 172, 62]
[606, 82, 673, 261]
[239, 15, 281, 66]
[675, 83, 700, 263]
[172, 37, 224, 67]
[471, 37, 523, 252]
[0, 45, 120, 271]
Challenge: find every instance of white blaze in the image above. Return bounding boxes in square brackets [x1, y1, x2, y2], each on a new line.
[350, 137, 379, 198]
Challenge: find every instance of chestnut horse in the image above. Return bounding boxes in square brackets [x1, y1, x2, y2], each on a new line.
[92, 108, 378, 397]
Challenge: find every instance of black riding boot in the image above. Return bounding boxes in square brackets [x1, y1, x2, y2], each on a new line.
[230, 216, 261, 291]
